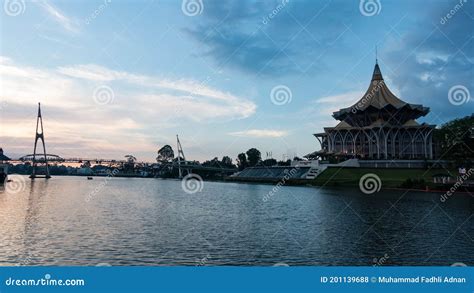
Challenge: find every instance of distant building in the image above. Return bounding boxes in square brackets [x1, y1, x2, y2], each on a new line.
[308, 62, 436, 160]
[0, 148, 11, 162]
[0, 148, 11, 183]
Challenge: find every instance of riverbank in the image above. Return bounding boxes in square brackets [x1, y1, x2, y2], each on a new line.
[312, 167, 451, 187]
[227, 167, 474, 192]
[5, 166, 473, 192]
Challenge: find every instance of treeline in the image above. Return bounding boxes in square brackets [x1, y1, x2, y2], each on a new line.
[434, 114, 474, 167]
[9, 163, 81, 175]
[235, 148, 300, 171]
[157, 144, 299, 171]
[197, 148, 297, 171]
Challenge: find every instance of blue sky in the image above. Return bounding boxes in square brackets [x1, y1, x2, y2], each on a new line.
[0, 0, 473, 162]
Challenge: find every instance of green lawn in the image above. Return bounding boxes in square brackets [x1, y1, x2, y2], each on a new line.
[312, 167, 457, 188]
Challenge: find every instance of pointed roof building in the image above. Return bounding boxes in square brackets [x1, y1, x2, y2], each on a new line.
[309, 61, 436, 160]
[332, 62, 429, 125]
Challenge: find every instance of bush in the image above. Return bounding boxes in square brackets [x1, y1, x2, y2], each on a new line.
[400, 178, 426, 189]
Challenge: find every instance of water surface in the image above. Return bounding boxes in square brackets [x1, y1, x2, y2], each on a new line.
[0, 176, 472, 266]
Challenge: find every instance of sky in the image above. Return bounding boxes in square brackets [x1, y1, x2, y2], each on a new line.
[0, 0, 473, 162]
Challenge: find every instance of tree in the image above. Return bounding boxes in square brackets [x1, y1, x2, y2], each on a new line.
[277, 160, 291, 166]
[124, 155, 137, 173]
[156, 145, 174, 163]
[246, 148, 261, 167]
[221, 156, 234, 168]
[262, 158, 277, 166]
[125, 155, 137, 164]
[434, 115, 474, 166]
[203, 157, 220, 167]
[237, 153, 248, 171]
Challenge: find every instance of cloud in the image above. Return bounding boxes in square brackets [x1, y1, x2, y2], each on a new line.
[36, 0, 80, 33]
[314, 91, 363, 105]
[57, 64, 125, 81]
[228, 129, 288, 138]
[384, 0, 474, 122]
[1, 57, 256, 120]
[56, 63, 257, 120]
[186, 0, 357, 76]
[0, 57, 82, 107]
[311, 91, 363, 117]
[0, 57, 257, 158]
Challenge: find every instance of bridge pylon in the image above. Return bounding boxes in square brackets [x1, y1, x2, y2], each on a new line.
[30, 103, 51, 179]
[176, 135, 187, 179]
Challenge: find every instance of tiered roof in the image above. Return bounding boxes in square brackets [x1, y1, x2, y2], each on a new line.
[332, 62, 429, 121]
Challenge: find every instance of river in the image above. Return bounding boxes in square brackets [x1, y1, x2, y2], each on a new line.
[0, 176, 472, 266]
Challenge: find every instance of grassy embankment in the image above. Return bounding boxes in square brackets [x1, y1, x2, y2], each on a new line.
[312, 167, 457, 189]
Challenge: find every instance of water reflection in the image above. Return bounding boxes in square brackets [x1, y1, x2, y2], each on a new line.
[0, 176, 472, 266]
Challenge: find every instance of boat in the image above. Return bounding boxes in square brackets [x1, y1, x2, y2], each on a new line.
[87, 176, 93, 180]
[0, 148, 11, 184]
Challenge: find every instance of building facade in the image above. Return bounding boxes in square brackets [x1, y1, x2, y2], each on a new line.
[309, 62, 436, 160]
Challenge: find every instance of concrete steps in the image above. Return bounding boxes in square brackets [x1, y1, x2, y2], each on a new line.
[305, 166, 326, 179]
